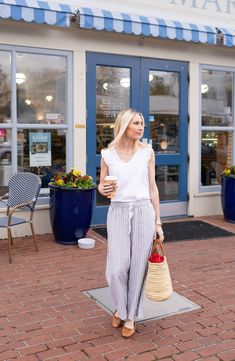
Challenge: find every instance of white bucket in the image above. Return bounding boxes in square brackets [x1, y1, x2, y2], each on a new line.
[78, 238, 95, 249]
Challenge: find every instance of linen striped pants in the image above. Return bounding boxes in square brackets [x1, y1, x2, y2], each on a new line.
[106, 199, 155, 321]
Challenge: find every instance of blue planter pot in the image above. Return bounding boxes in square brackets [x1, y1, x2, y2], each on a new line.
[221, 176, 235, 223]
[49, 185, 96, 245]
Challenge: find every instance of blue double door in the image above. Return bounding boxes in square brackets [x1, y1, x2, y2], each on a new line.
[86, 53, 188, 225]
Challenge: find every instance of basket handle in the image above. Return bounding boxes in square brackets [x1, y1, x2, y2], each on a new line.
[151, 237, 165, 256]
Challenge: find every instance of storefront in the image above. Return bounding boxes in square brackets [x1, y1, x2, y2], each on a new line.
[0, 0, 235, 233]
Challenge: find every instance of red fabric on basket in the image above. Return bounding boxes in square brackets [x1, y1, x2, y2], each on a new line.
[148, 253, 164, 263]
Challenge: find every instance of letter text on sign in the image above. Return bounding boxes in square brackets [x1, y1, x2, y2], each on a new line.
[226, 0, 235, 13]
[202, 0, 221, 11]
[169, 0, 198, 6]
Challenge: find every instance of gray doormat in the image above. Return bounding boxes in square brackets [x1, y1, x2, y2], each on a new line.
[92, 220, 235, 242]
[84, 287, 200, 322]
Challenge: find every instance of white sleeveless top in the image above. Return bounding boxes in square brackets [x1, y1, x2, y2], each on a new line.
[101, 144, 152, 202]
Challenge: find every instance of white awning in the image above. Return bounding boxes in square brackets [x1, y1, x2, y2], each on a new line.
[0, 0, 75, 27]
[79, 7, 235, 47]
[2, 1, 235, 47]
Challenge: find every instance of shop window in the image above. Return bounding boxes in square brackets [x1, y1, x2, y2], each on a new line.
[0, 47, 72, 199]
[16, 53, 66, 125]
[200, 68, 234, 189]
[0, 51, 11, 124]
[17, 129, 66, 188]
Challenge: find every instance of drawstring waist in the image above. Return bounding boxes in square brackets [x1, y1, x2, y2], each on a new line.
[110, 199, 152, 233]
[110, 199, 150, 208]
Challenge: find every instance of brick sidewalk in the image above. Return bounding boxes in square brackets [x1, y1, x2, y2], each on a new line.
[0, 216, 234, 361]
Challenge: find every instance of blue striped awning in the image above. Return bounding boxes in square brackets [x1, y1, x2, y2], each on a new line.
[79, 7, 235, 47]
[0, 0, 75, 27]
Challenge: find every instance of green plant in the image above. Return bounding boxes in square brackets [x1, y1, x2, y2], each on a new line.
[49, 168, 95, 189]
[222, 165, 235, 177]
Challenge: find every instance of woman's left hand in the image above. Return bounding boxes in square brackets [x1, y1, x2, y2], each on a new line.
[155, 224, 164, 242]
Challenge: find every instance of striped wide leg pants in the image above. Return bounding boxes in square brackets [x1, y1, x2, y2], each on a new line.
[106, 199, 155, 321]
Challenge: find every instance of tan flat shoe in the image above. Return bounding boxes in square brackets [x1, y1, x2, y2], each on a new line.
[112, 310, 123, 328]
[121, 323, 136, 338]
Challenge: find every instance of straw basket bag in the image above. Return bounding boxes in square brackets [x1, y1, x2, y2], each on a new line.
[144, 238, 173, 301]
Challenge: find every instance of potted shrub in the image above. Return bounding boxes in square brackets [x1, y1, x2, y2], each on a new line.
[49, 168, 96, 245]
[221, 166, 235, 223]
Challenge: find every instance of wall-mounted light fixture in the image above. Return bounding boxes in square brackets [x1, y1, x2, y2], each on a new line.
[215, 27, 224, 46]
[70, 8, 79, 24]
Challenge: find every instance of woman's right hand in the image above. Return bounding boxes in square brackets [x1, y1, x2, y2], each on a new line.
[155, 225, 164, 242]
[98, 182, 114, 197]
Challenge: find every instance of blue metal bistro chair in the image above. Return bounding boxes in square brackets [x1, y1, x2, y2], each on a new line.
[0, 172, 41, 263]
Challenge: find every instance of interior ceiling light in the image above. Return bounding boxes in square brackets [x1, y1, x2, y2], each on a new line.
[25, 99, 31, 105]
[45, 95, 53, 102]
[120, 78, 130, 88]
[103, 82, 108, 90]
[201, 84, 209, 93]
[37, 112, 44, 121]
[16, 73, 26, 85]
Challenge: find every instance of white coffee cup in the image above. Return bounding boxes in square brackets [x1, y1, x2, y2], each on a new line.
[104, 175, 117, 199]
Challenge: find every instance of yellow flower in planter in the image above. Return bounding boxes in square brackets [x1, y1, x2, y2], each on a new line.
[57, 179, 64, 186]
[73, 170, 81, 177]
[49, 168, 95, 189]
[222, 166, 235, 177]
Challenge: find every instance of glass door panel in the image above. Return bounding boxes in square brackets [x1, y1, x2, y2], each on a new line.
[96, 66, 130, 153]
[141, 59, 188, 217]
[149, 70, 180, 202]
[149, 71, 179, 154]
[156, 165, 179, 201]
[96, 66, 131, 207]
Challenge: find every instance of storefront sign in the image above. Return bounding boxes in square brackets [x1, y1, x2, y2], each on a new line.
[29, 132, 51, 167]
[168, 0, 235, 14]
[55, 0, 235, 24]
[87, 0, 235, 22]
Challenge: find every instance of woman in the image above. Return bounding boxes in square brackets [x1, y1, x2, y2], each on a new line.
[98, 108, 164, 338]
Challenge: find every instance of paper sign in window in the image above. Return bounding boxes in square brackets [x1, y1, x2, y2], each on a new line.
[29, 132, 51, 167]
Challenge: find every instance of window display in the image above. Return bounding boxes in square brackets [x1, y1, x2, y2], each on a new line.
[0, 51, 11, 124]
[0, 47, 71, 196]
[16, 53, 66, 125]
[201, 68, 234, 187]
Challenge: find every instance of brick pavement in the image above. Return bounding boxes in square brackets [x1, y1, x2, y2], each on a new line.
[0, 215, 234, 361]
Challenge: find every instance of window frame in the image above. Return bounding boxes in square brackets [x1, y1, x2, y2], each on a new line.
[0, 45, 73, 206]
[199, 64, 235, 193]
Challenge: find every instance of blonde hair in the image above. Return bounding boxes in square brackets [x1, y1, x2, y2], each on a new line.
[108, 108, 145, 149]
